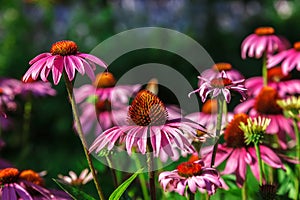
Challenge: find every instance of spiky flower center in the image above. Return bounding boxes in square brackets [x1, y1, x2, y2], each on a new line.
[93, 72, 116, 88]
[202, 99, 218, 114]
[19, 170, 44, 186]
[177, 162, 202, 178]
[0, 168, 19, 184]
[224, 113, 248, 148]
[259, 184, 277, 200]
[212, 63, 232, 72]
[293, 42, 300, 51]
[210, 78, 232, 88]
[255, 87, 282, 115]
[128, 90, 168, 126]
[267, 66, 291, 82]
[50, 40, 78, 56]
[254, 27, 275, 36]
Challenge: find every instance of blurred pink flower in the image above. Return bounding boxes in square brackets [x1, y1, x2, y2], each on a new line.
[19, 77, 56, 98]
[89, 90, 203, 160]
[0, 168, 71, 199]
[200, 63, 244, 84]
[246, 66, 300, 97]
[268, 41, 300, 74]
[159, 160, 223, 196]
[23, 40, 107, 85]
[202, 113, 286, 187]
[0, 78, 19, 115]
[241, 27, 288, 59]
[235, 87, 295, 149]
[189, 71, 247, 103]
[58, 169, 93, 186]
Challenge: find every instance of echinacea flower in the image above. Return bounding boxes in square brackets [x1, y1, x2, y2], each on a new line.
[189, 71, 247, 103]
[268, 41, 300, 75]
[58, 169, 93, 186]
[74, 72, 141, 133]
[158, 160, 223, 196]
[241, 26, 288, 59]
[277, 96, 300, 120]
[200, 62, 244, 83]
[235, 86, 295, 149]
[0, 168, 71, 199]
[245, 66, 300, 97]
[89, 90, 203, 160]
[19, 77, 56, 98]
[202, 113, 286, 187]
[23, 40, 107, 85]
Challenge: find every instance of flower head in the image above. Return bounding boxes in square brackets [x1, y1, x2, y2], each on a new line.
[240, 116, 271, 145]
[235, 86, 295, 149]
[202, 113, 286, 187]
[58, 169, 93, 186]
[23, 40, 107, 85]
[89, 90, 203, 160]
[19, 76, 56, 98]
[159, 160, 223, 196]
[241, 26, 288, 59]
[189, 71, 247, 103]
[268, 41, 300, 75]
[0, 167, 71, 199]
[277, 96, 300, 120]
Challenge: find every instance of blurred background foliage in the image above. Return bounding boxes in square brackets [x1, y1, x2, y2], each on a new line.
[1, 0, 300, 198]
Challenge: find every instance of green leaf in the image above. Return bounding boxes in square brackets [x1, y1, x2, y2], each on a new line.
[53, 179, 96, 200]
[109, 168, 144, 200]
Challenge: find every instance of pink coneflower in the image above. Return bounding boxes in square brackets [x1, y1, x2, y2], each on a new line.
[200, 63, 244, 83]
[58, 169, 93, 186]
[23, 40, 107, 85]
[268, 41, 300, 74]
[89, 90, 203, 159]
[75, 72, 140, 134]
[246, 66, 300, 97]
[202, 113, 286, 187]
[241, 27, 288, 59]
[235, 86, 295, 149]
[0, 168, 71, 199]
[19, 77, 56, 98]
[189, 71, 247, 103]
[159, 160, 223, 196]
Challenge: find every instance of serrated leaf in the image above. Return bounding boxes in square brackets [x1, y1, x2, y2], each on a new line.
[53, 179, 96, 200]
[109, 168, 144, 200]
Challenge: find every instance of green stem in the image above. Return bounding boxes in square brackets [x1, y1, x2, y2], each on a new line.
[242, 180, 247, 200]
[293, 119, 300, 200]
[133, 153, 150, 200]
[63, 73, 105, 200]
[105, 155, 118, 188]
[262, 53, 268, 86]
[254, 143, 264, 185]
[210, 98, 225, 167]
[146, 144, 156, 200]
[22, 97, 32, 146]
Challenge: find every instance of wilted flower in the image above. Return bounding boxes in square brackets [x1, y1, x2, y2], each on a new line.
[90, 90, 203, 160]
[268, 41, 300, 75]
[159, 160, 223, 196]
[58, 169, 93, 186]
[23, 40, 107, 85]
[241, 26, 288, 59]
[189, 71, 247, 103]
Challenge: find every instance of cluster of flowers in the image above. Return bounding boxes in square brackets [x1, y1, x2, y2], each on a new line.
[1, 26, 300, 199]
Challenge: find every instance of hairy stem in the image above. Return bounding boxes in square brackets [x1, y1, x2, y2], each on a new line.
[242, 180, 247, 200]
[63, 73, 105, 200]
[254, 143, 264, 185]
[293, 119, 300, 200]
[22, 97, 32, 146]
[262, 53, 268, 86]
[133, 153, 150, 200]
[147, 144, 156, 200]
[105, 155, 118, 188]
